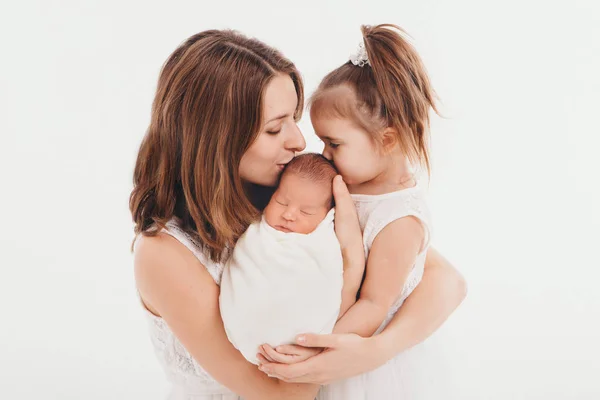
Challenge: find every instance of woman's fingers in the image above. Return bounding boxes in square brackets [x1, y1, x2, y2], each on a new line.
[262, 344, 296, 364]
[274, 344, 302, 355]
[260, 361, 312, 382]
[296, 333, 340, 349]
[256, 353, 270, 365]
[258, 345, 276, 363]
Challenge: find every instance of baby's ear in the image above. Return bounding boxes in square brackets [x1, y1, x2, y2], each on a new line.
[381, 127, 399, 152]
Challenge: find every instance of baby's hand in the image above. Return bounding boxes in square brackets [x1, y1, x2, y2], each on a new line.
[258, 344, 323, 365]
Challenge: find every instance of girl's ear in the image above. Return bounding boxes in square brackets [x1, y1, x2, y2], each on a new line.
[380, 127, 400, 153]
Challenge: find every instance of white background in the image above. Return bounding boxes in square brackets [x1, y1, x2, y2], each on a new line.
[1, 0, 599, 398]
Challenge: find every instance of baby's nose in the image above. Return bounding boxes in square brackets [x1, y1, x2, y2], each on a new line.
[282, 208, 297, 221]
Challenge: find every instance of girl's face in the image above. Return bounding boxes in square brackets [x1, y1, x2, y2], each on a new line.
[239, 74, 306, 187]
[313, 116, 385, 187]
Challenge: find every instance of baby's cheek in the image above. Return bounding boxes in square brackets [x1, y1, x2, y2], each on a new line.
[263, 205, 276, 225]
[307, 217, 322, 233]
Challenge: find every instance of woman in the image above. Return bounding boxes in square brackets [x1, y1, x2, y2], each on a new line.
[131, 29, 466, 400]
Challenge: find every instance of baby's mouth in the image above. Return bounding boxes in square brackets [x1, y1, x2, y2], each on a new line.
[275, 225, 293, 233]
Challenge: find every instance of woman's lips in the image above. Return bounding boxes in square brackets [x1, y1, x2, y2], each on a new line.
[277, 158, 294, 170]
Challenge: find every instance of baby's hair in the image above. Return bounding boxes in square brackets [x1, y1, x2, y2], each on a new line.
[280, 153, 338, 208]
[309, 24, 438, 175]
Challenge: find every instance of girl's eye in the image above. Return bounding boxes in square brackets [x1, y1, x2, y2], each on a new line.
[329, 142, 339, 149]
[267, 129, 282, 135]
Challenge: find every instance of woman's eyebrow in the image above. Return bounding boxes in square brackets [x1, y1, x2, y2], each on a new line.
[266, 113, 290, 124]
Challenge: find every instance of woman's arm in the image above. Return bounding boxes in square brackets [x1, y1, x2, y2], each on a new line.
[134, 233, 319, 400]
[257, 247, 466, 384]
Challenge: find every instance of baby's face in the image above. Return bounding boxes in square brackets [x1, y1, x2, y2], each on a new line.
[264, 173, 331, 234]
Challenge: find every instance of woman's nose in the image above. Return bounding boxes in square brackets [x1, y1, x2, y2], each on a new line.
[322, 147, 332, 161]
[285, 123, 306, 153]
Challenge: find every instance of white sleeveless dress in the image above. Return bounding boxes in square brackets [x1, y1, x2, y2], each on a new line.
[318, 181, 437, 400]
[139, 220, 242, 400]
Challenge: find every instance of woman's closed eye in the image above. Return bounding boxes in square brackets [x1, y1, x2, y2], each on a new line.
[266, 123, 284, 135]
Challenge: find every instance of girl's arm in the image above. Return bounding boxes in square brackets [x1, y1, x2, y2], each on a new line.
[134, 233, 319, 400]
[338, 245, 365, 318]
[332, 175, 366, 317]
[257, 250, 466, 384]
[376, 247, 467, 354]
[332, 216, 424, 336]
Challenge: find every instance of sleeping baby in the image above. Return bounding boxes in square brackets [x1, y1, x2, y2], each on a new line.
[220, 153, 356, 364]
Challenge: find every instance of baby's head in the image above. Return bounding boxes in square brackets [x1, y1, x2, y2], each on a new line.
[264, 153, 337, 234]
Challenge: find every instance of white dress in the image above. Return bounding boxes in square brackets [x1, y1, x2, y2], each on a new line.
[318, 181, 437, 400]
[139, 220, 241, 400]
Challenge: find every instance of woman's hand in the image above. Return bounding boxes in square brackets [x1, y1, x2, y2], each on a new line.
[257, 333, 385, 384]
[258, 344, 323, 365]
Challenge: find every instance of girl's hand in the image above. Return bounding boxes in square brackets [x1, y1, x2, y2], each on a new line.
[257, 333, 385, 384]
[258, 344, 323, 365]
[332, 176, 363, 252]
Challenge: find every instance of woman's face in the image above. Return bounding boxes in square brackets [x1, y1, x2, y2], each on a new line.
[239, 74, 306, 187]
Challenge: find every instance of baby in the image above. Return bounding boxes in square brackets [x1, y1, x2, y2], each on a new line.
[219, 153, 349, 364]
[264, 153, 336, 235]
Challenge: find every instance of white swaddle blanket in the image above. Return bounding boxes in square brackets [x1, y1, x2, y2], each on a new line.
[220, 209, 343, 365]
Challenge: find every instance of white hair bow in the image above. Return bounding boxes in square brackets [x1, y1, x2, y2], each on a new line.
[349, 41, 370, 67]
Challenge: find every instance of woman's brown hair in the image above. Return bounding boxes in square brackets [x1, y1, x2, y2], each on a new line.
[130, 29, 304, 262]
[310, 24, 437, 174]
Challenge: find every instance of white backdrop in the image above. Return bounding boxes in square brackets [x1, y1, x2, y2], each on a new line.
[1, 0, 599, 399]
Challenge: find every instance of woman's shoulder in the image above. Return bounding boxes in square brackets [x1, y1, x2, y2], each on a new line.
[133, 232, 210, 287]
[134, 232, 222, 317]
[134, 231, 195, 267]
[134, 221, 225, 285]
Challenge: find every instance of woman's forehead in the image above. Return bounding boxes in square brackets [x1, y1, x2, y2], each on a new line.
[263, 74, 298, 122]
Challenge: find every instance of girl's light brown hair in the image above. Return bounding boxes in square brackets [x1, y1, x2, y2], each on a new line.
[310, 24, 437, 174]
[130, 29, 304, 262]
